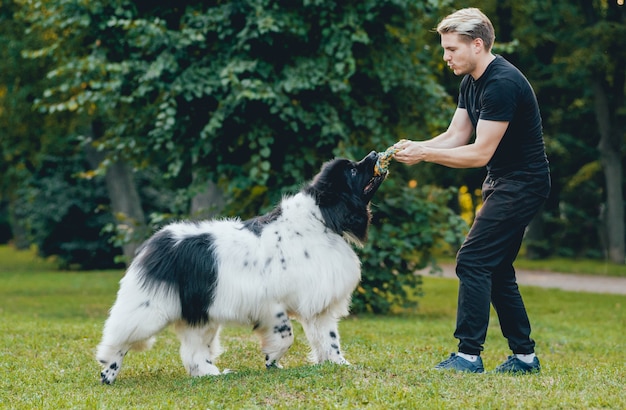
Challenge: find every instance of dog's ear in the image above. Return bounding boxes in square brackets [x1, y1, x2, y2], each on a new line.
[306, 158, 371, 242]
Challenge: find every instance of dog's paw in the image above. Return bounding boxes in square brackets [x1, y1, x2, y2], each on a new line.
[328, 356, 350, 366]
[265, 361, 284, 370]
[188, 359, 221, 377]
[100, 362, 120, 385]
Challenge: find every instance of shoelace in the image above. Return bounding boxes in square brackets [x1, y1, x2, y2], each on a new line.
[437, 354, 460, 366]
[499, 356, 518, 370]
[498, 355, 532, 371]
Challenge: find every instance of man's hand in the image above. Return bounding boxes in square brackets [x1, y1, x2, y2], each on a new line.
[393, 140, 427, 165]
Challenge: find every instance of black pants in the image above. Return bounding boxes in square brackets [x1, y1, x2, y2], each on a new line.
[454, 172, 550, 356]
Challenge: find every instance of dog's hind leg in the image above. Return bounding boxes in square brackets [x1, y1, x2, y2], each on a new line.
[97, 312, 167, 384]
[174, 321, 223, 376]
[96, 282, 173, 384]
[255, 308, 294, 369]
[300, 313, 350, 365]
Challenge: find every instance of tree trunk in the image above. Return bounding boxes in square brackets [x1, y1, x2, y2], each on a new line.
[102, 160, 147, 263]
[592, 79, 625, 264]
[7, 200, 30, 250]
[84, 123, 146, 266]
[190, 175, 225, 220]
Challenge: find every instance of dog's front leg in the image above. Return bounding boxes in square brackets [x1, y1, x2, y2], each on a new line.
[97, 346, 128, 385]
[255, 309, 294, 369]
[300, 314, 350, 365]
[174, 322, 223, 376]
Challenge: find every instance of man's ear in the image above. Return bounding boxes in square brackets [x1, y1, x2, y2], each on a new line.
[473, 38, 484, 53]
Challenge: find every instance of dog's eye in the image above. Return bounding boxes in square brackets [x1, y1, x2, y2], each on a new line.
[350, 168, 358, 177]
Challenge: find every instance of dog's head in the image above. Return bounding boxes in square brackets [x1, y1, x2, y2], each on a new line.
[305, 151, 387, 245]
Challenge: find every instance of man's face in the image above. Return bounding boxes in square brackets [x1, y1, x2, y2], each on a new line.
[440, 32, 476, 77]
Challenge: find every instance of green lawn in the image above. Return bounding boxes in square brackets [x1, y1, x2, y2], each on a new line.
[436, 255, 626, 278]
[1, 245, 624, 409]
[514, 256, 626, 277]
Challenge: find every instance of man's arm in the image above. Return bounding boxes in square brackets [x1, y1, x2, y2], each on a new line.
[394, 114, 508, 168]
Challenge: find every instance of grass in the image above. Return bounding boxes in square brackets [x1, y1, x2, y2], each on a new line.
[514, 257, 626, 277]
[1, 245, 625, 409]
[436, 255, 626, 278]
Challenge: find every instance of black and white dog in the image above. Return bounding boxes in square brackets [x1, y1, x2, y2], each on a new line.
[97, 151, 387, 384]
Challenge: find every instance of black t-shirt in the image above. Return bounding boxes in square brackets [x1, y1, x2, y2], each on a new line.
[458, 55, 549, 178]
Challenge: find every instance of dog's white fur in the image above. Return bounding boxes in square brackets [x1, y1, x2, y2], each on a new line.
[97, 153, 384, 384]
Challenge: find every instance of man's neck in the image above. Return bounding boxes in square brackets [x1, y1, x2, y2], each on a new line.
[471, 53, 496, 80]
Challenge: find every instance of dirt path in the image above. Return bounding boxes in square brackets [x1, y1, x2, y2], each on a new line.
[421, 264, 626, 295]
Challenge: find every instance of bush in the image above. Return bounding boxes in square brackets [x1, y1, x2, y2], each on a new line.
[0, 201, 11, 244]
[15, 155, 123, 270]
[354, 179, 467, 314]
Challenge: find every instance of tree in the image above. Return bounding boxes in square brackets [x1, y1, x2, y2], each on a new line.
[14, 153, 124, 269]
[0, 0, 79, 248]
[582, 0, 625, 264]
[427, 0, 625, 263]
[18, 0, 452, 199]
[510, 0, 625, 263]
[14, 0, 467, 311]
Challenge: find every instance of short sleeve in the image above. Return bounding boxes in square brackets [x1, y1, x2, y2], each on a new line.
[479, 79, 518, 122]
[457, 76, 470, 109]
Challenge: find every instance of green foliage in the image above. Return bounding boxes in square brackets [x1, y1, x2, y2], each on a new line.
[0, 201, 11, 243]
[17, 0, 452, 209]
[507, 0, 625, 260]
[9, 0, 622, 310]
[0, 0, 71, 195]
[354, 179, 467, 314]
[1, 245, 625, 409]
[14, 154, 123, 269]
[9, 0, 469, 303]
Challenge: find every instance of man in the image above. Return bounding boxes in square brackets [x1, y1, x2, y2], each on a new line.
[394, 8, 550, 374]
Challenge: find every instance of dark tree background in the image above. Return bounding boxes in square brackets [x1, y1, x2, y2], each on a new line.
[1, 0, 624, 311]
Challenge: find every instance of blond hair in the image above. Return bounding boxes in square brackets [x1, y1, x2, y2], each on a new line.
[436, 8, 495, 51]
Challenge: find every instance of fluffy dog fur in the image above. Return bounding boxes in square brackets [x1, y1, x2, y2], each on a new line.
[96, 151, 386, 384]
